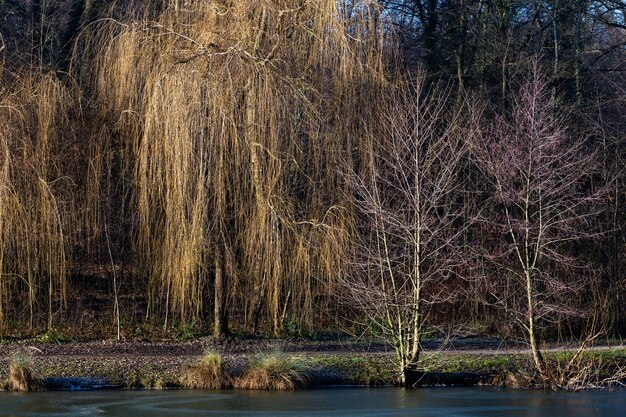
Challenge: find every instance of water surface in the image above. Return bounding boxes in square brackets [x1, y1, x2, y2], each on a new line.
[1, 387, 624, 416]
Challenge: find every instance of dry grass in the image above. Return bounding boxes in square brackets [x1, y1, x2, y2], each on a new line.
[492, 369, 532, 389]
[183, 351, 231, 390]
[8, 353, 43, 391]
[235, 349, 308, 390]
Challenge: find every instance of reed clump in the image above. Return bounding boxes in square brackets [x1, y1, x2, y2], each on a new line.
[235, 349, 308, 390]
[8, 353, 43, 391]
[183, 350, 232, 390]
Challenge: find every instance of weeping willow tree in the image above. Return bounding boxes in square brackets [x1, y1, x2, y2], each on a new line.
[0, 70, 84, 330]
[72, 0, 392, 335]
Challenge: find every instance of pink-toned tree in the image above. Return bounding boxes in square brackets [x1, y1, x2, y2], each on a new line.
[472, 72, 606, 387]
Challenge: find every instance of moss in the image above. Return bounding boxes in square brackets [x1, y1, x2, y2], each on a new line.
[306, 353, 396, 385]
[35, 329, 71, 344]
[419, 352, 526, 374]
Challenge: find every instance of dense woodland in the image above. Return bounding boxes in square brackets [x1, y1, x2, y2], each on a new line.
[0, 0, 623, 358]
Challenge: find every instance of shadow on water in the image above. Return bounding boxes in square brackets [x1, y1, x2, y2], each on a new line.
[0, 387, 625, 417]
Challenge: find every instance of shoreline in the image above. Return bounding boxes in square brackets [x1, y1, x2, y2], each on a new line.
[1, 338, 624, 391]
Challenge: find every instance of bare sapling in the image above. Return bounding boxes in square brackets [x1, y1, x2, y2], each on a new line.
[344, 76, 475, 385]
[471, 70, 607, 388]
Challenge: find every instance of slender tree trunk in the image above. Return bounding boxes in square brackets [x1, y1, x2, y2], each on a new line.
[251, 275, 266, 333]
[58, 0, 85, 69]
[456, 1, 468, 91]
[246, 80, 267, 333]
[574, 0, 585, 106]
[214, 126, 228, 337]
[526, 269, 548, 383]
[408, 179, 423, 378]
[424, 0, 439, 78]
[213, 245, 224, 337]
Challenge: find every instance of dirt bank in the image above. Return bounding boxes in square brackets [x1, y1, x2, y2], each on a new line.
[0, 338, 624, 389]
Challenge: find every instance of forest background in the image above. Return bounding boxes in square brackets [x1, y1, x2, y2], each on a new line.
[0, 1, 623, 353]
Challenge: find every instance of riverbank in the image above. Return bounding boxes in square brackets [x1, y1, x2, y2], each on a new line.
[1, 338, 624, 390]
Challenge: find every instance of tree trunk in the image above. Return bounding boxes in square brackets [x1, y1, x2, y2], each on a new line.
[246, 82, 267, 334]
[401, 367, 408, 386]
[58, 0, 85, 68]
[31, 0, 42, 58]
[213, 245, 228, 337]
[455, 0, 468, 91]
[423, 0, 439, 78]
[526, 269, 548, 383]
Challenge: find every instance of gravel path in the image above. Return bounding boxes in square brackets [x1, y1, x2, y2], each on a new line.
[1, 336, 621, 358]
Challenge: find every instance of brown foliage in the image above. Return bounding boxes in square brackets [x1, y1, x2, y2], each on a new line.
[234, 350, 307, 390]
[8, 354, 43, 392]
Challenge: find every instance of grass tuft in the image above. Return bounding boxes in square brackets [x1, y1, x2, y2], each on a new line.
[183, 350, 231, 390]
[8, 353, 43, 391]
[235, 349, 308, 390]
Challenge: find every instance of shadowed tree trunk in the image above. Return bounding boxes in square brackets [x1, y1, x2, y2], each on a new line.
[31, 0, 42, 58]
[213, 244, 227, 337]
[59, 0, 85, 68]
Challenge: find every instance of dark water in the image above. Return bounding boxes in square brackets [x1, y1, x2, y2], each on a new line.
[0, 387, 624, 417]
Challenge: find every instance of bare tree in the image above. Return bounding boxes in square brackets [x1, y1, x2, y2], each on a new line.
[471, 71, 605, 387]
[344, 77, 473, 385]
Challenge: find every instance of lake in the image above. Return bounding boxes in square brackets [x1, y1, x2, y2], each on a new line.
[1, 387, 624, 416]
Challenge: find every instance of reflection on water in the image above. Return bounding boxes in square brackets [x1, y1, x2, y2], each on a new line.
[0, 387, 624, 417]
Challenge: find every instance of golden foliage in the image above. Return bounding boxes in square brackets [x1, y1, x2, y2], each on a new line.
[71, 0, 391, 330]
[0, 70, 83, 328]
[0, 0, 394, 332]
